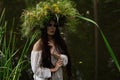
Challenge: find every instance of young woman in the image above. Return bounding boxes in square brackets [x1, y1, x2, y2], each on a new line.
[31, 17, 72, 80]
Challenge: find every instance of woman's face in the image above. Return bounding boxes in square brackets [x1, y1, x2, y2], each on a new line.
[47, 20, 56, 36]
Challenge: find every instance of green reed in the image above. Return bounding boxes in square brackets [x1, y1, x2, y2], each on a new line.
[0, 9, 37, 80]
[78, 15, 120, 72]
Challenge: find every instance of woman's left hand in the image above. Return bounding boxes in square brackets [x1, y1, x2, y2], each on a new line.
[48, 40, 55, 55]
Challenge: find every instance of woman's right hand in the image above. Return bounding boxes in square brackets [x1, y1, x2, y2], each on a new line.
[50, 59, 63, 72]
[55, 59, 63, 70]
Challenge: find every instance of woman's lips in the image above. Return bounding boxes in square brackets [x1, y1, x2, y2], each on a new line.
[50, 31, 54, 33]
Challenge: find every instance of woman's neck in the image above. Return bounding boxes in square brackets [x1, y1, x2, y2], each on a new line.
[48, 35, 53, 41]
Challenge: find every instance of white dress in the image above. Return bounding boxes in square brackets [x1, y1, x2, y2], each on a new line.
[31, 50, 68, 80]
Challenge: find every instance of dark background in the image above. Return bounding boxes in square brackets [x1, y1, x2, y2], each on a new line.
[0, 0, 120, 80]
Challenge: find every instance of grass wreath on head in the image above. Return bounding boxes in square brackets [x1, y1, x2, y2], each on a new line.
[21, 0, 79, 37]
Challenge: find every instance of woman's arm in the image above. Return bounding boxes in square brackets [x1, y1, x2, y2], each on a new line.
[31, 39, 62, 78]
[52, 50, 68, 66]
[31, 51, 51, 78]
[48, 40, 68, 66]
[31, 51, 62, 78]
[31, 39, 51, 78]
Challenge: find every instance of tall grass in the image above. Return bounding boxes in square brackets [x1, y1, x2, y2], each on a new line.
[78, 15, 120, 72]
[0, 9, 37, 80]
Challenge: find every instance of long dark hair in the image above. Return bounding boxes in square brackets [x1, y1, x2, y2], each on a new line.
[40, 17, 72, 80]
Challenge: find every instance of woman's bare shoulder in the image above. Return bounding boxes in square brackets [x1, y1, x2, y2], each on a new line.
[32, 39, 42, 51]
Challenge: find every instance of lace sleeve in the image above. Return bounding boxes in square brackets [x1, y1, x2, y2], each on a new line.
[31, 51, 51, 78]
[60, 54, 68, 66]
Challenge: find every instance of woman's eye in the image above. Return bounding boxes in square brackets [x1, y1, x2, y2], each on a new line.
[48, 24, 52, 26]
[48, 24, 56, 27]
